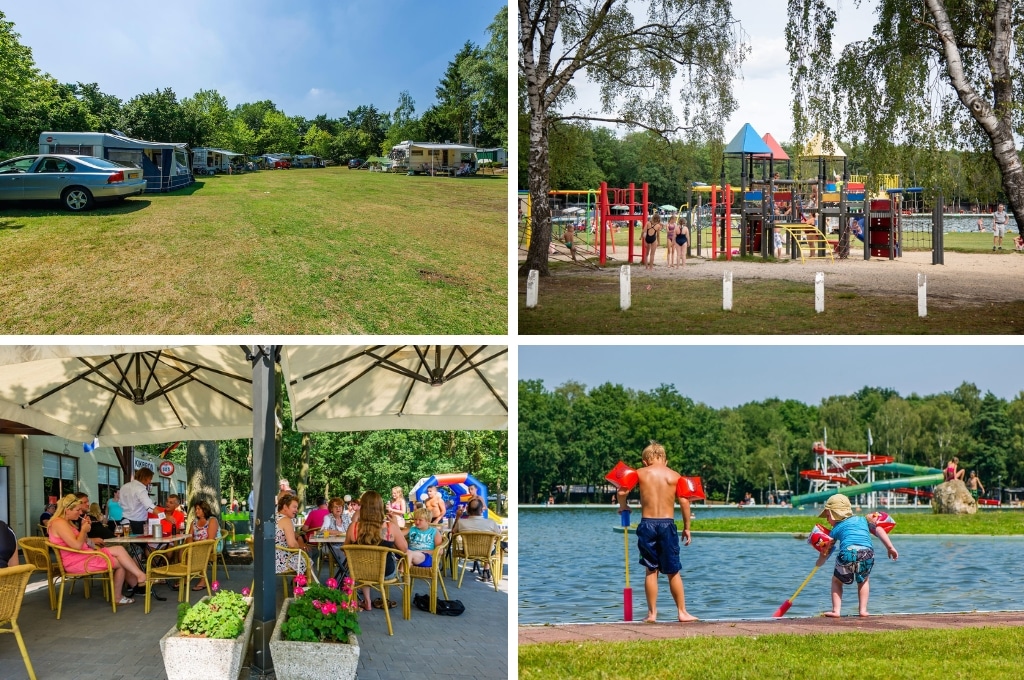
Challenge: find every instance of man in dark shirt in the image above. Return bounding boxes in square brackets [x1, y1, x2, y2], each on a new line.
[0, 519, 18, 568]
[39, 503, 56, 528]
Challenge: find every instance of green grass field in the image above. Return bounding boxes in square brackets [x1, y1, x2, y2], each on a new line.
[518, 273, 1024, 334]
[520, 627, 1024, 679]
[0, 169, 507, 333]
[691, 511, 1024, 535]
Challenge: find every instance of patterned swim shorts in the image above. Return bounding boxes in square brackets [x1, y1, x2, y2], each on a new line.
[833, 547, 874, 585]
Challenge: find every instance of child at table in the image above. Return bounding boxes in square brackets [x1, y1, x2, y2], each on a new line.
[815, 494, 898, 617]
[405, 508, 442, 567]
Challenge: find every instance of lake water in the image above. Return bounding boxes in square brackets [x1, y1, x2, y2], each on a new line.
[519, 507, 1024, 623]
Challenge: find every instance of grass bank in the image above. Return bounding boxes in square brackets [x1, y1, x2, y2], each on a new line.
[691, 511, 1024, 535]
[519, 627, 1024, 680]
[518, 274, 1024, 334]
[0, 170, 507, 333]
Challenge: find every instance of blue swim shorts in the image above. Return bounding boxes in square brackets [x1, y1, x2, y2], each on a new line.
[636, 518, 681, 575]
[833, 546, 874, 585]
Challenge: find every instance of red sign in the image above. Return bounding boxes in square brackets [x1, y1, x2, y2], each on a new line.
[158, 460, 175, 477]
[45, 136, 53, 142]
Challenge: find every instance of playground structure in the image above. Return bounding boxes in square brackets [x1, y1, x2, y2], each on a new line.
[408, 472, 505, 524]
[791, 442, 946, 508]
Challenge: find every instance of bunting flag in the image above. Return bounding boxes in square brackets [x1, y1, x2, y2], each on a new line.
[83, 438, 99, 453]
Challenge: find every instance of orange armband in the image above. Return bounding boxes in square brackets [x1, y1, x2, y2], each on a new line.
[676, 476, 706, 500]
[606, 461, 639, 491]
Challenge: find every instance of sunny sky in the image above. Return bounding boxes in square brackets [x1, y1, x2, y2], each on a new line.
[568, 0, 877, 145]
[5, 0, 504, 119]
[519, 345, 1024, 408]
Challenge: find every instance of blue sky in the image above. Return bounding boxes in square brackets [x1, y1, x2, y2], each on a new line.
[519, 345, 1024, 408]
[5, 0, 504, 119]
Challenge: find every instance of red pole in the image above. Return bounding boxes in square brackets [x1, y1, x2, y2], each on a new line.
[726, 185, 733, 261]
[629, 183, 637, 264]
[598, 182, 608, 266]
[711, 186, 718, 260]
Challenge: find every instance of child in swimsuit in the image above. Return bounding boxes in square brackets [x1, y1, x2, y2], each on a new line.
[616, 442, 696, 622]
[643, 215, 661, 269]
[665, 217, 678, 267]
[675, 218, 689, 267]
[815, 494, 898, 617]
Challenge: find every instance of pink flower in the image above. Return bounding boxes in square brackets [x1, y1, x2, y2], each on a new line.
[294, 574, 307, 587]
[342, 585, 352, 596]
[241, 587, 250, 596]
[312, 599, 321, 608]
[325, 602, 338, 615]
[326, 578, 338, 589]
[342, 576, 353, 587]
[211, 581, 219, 592]
[293, 586, 304, 597]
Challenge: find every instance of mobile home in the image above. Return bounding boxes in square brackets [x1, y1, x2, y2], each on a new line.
[192, 148, 244, 175]
[39, 132, 194, 193]
[389, 141, 477, 174]
[476, 147, 507, 166]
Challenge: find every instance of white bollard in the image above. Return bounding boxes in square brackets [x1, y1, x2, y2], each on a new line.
[815, 272, 825, 313]
[918, 273, 927, 317]
[526, 269, 539, 308]
[723, 271, 733, 311]
[620, 265, 631, 310]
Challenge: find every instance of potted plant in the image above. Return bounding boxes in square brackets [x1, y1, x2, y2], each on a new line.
[159, 582, 254, 680]
[269, 574, 361, 680]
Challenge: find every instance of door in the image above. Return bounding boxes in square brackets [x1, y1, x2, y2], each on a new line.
[0, 156, 36, 201]
[23, 156, 76, 200]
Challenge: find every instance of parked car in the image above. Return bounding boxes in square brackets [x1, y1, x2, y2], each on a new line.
[0, 154, 147, 211]
[348, 158, 364, 169]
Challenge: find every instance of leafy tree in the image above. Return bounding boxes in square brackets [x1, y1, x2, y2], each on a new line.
[786, 0, 1024, 230]
[519, 0, 747, 275]
[179, 89, 230, 148]
[967, 391, 1011, 485]
[257, 110, 300, 154]
[435, 41, 482, 145]
[302, 124, 333, 159]
[382, 91, 423, 153]
[214, 118, 258, 156]
[119, 88, 182, 142]
[69, 82, 123, 133]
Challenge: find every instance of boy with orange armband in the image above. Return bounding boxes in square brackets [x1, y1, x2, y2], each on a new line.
[815, 495, 898, 617]
[616, 442, 697, 623]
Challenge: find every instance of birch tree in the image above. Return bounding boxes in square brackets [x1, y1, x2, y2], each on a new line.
[519, 0, 747, 275]
[787, 0, 1024, 217]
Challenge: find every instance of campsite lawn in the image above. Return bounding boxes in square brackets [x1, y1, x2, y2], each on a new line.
[519, 627, 1024, 680]
[691, 511, 1024, 535]
[0, 169, 507, 333]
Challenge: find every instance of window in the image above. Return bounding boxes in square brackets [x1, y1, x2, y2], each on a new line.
[0, 157, 36, 174]
[158, 476, 171, 506]
[177, 481, 186, 497]
[97, 464, 121, 510]
[54, 144, 94, 155]
[42, 450, 78, 504]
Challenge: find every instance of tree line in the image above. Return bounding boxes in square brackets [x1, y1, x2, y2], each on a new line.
[519, 378, 1024, 504]
[519, 123, 1010, 213]
[0, 7, 506, 162]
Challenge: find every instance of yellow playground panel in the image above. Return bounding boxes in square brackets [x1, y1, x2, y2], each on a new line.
[774, 223, 835, 264]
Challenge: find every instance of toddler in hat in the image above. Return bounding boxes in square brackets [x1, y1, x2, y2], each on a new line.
[815, 494, 898, 617]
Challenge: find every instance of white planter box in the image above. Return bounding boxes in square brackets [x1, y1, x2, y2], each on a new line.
[159, 596, 253, 680]
[269, 597, 360, 680]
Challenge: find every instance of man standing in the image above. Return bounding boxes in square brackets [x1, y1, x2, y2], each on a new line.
[120, 468, 156, 535]
[992, 203, 1009, 250]
[425, 486, 447, 523]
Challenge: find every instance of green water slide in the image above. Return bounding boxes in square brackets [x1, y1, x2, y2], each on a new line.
[872, 463, 943, 476]
[791, 473, 944, 507]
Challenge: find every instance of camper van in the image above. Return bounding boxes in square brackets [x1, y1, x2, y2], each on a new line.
[389, 141, 478, 175]
[39, 132, 193, 192]
[192, 148, 243, 175]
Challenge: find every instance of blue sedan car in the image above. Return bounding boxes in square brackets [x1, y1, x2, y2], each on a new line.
[0, 154, 147, 211]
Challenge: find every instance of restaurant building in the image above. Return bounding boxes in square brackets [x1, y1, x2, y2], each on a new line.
[0, 432, 187, 539]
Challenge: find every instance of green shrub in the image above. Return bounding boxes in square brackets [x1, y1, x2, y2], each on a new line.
[177, 589, 250, 639]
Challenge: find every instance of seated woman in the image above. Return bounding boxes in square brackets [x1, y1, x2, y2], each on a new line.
[275, 494, 307, 575]
[346, 490, 408, 610]
[0, 519, 18, 568]
[181, 499, 220, 591]
[47, 493, 146, 604]
[404, 508, 441, 567]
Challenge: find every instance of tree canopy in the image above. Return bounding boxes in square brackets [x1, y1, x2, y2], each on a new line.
[519, 379, 1024, 504]
[0, 8, 507, 163]
[518, 0, 748, 275]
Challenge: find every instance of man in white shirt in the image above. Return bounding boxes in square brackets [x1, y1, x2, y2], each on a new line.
[119, 467, 156, 535]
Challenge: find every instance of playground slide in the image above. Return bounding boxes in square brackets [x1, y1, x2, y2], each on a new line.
[791, 473, 944, 507]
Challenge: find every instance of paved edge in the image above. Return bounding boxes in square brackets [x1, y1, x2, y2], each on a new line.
[519, 611, 1024, 646]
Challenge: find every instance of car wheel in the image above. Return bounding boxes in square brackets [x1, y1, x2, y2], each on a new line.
[62, 187, 94, 212]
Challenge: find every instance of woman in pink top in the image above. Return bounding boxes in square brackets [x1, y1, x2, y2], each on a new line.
[48, 493, 147, 605]
[389, 486, 407, 529]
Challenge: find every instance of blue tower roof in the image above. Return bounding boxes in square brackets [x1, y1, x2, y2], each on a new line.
[724, 123, 772, 155]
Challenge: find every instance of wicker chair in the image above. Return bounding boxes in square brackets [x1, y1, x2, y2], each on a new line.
[0, 564, 38, 680]
[342, 544, 409, 635]
[453, 531, 502, 592]
[245, 538, 316, 597]
[408, 535, 449, 614]
[144, 539, 216, 614]
[17, 538, 58, 610]
[210, 524, 232, 583]
[47, 541, 117, 619]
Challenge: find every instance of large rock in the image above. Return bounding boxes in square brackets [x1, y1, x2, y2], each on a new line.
[931, 480, 977, 514]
